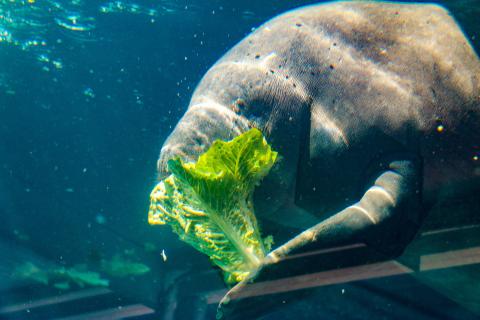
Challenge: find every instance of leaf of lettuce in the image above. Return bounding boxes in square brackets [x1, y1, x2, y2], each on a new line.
[148, 128, 277, 284]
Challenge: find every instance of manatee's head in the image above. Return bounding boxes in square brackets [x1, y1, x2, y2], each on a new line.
[157, 103, 250, 179]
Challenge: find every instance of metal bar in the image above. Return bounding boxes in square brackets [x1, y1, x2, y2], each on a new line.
[206, 245, 480, 304]
[420, 246, 480, 271]
[0, 288, 112, 314]
[207, 261, 412, 304]
[53, 304, 155, 320]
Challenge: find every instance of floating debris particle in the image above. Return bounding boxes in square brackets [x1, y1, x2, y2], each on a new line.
[95, 213, 106, 225]
[37, 54, 50, 62]
[161, 249, 167, 262]
[83, 87, 95, 98]
[52, 59, 63, 69]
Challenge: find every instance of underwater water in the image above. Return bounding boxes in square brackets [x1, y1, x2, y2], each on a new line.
[0, 0, 479, 319]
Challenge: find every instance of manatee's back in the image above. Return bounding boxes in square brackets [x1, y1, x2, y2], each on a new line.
[174, 2, 479, 220]
[160, 1, 480, 217]
[191, 1, 479, 147]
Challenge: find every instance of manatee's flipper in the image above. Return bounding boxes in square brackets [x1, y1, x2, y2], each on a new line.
[269, 158, 423, 261]
[217, 158, 422, 319]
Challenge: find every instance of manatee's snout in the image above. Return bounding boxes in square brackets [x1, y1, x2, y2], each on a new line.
[157, 140, 197, 179]
[157, 125, 209, 179]
[157, 103, 250, 179]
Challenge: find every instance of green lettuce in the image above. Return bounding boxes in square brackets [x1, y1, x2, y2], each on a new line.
[148, 128, 276, 284]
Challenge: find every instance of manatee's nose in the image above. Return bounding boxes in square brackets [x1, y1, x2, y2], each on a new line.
[157, 142, 198, 179]
[156, 102, 250, 179]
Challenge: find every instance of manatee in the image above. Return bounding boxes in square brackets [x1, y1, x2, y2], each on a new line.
[156, 1, 480, 318]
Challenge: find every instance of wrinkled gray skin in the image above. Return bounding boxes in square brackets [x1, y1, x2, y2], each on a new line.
[157, 1, 480, 318]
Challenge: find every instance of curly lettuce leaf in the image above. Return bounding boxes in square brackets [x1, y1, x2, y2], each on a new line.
[148, 128, 276, 284]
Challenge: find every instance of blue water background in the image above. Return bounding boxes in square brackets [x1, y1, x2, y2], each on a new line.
[0, 1, 478, 319]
